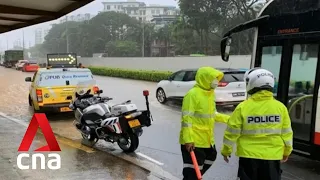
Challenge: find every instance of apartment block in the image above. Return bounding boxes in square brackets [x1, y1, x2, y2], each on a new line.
[102, 0, 179, 22]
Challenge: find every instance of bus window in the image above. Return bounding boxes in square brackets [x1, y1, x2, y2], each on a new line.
[260, 46, 282, 95]
[288, 44, 318, 141]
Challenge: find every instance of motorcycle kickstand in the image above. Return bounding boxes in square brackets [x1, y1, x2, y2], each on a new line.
[90, 138, 99, 147]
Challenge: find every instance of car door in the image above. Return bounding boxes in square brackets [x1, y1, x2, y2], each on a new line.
[166, 70, 186, 97]
[177, 70, 197, 97]
[30, 71, 39, 102]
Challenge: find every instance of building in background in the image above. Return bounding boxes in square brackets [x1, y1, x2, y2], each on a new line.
[59, 13, 92, 23]
[34, 28, 49, 45]
[102, 0, 179, 22]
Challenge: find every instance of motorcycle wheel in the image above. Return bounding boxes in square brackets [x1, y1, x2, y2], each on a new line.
[81, 133, 96, 141]
[117, 132, 139, 153]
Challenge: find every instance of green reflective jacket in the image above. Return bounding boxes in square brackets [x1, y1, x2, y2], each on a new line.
[179, 66, 230, 148]
[221, 90, 293, 160]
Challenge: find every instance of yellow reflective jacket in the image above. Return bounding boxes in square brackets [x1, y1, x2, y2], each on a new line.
[221, 90, 293, 160]
[179, 66, 230, 148]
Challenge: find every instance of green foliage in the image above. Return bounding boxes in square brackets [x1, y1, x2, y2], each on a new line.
[89, 66, 172, 82]
[32, 1, 269, 57]
[106, 41, 140, 57]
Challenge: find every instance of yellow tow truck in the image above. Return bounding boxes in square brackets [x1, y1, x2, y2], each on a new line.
[25, 53, 99, 113]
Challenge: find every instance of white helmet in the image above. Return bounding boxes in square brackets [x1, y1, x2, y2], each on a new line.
[244, 68, 275, 94]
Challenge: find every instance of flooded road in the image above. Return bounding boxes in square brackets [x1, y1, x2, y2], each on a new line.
[0, 116, 151, 180]
[1, 66, 320, 180]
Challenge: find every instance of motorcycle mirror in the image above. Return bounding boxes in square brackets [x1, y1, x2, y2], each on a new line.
[99, 90, 103, 94]
[143, 90, 149, 96]
[66, 95, 72, 100]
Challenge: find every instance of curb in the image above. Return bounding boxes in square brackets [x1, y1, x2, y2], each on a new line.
[0, 112, 180, 180]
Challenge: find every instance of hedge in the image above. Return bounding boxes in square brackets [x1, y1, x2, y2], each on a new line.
[88, 66, 172, 82]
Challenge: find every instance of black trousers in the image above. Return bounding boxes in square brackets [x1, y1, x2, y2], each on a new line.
[181, 145, 217, 180]
[238, 157, 282, 180]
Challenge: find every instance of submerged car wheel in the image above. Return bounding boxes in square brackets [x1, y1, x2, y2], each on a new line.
[117, 132, 139, 153]
[156, 88, 167, 104]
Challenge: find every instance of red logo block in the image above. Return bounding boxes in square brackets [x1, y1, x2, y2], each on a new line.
[18, 113, 61, 152]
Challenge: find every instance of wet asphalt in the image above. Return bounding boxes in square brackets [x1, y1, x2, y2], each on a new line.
[0, 116, 151, 180]
[0, 66, 320, 180]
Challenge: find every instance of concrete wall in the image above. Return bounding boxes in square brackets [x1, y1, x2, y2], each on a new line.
[39, 55, 252, 71]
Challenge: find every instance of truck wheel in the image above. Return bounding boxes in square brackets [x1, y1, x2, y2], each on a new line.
[117, 132, 139, 153]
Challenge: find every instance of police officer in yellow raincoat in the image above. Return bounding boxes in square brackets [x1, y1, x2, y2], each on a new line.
[179, 66, 230, 179]
[221, 68, 293, 180]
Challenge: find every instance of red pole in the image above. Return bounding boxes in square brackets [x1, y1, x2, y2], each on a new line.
[190, 150, 202, 180]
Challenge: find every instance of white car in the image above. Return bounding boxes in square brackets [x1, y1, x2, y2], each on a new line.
[156, 68, 247, 106]
[15, 60, 29, 70]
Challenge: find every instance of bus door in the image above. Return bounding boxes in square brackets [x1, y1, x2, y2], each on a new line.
[286, 41, 320, 156]
[256, 39, 320, 155]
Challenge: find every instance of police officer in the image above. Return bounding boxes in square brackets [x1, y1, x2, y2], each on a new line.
[180, 66, 230, 180]
[221, 68, 293, 180]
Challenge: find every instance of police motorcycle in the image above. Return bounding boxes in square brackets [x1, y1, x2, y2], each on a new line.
[67, 80, 153, 152]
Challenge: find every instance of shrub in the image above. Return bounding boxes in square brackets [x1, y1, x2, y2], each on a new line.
[89, 66, 172, 82]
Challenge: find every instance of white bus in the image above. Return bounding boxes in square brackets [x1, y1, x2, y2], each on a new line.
[220, 0, 320, 160]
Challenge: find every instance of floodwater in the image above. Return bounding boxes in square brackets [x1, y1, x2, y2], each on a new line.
[1, 66, 320, 180]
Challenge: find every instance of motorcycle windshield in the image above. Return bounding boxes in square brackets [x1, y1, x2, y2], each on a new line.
[73, 79, 97, 99]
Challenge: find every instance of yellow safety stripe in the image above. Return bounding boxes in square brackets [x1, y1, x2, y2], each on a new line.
[242, 128, 282, 135]
[225, 126, 241, 134]
[183, 163, 203, 170]
[204, 160, 214, 165]
[182, 111, 217, 118]
[242, 128, 293, 135]
[181, 122, 192, 127]
[282, 127, 293, 134]
[284, 140, 293, 146]
[223, 138, 234, 146]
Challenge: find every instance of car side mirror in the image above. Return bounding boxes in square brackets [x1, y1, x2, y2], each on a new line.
[66, 96, 73, 100]
[168, 76, 173, 81]
[25, 77, 32, 82]
[221, 36, 232, 62]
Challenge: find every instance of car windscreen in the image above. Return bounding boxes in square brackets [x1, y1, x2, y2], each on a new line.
[38, 71, 94, 87]
[221, 72, 245, 82]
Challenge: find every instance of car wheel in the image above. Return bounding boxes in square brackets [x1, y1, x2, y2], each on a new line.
[28, 95, 32, 106]
[156, 88, 167, 104]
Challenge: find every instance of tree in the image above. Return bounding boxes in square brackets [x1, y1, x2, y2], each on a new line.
[28, 44, 47, 58]
[39, 1, 269, 57]
[106, 41, 140, 57]
[42, 11, 144, 57]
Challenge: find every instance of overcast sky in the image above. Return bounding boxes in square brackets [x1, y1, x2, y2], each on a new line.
[0, 0, 178, 51]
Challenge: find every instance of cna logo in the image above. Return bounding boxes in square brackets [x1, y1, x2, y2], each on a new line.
[17, 113, 61, 170]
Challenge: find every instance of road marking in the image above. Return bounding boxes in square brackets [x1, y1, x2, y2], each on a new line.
[54, 136, 95, 153]
[0, 112, 95, 153]
[136, 152, 164, 166]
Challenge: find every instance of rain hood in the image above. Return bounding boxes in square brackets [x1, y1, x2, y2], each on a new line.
[195, 67, 224, 90]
